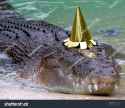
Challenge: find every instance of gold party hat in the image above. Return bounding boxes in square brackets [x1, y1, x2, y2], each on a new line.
[64, 7, 96, 49]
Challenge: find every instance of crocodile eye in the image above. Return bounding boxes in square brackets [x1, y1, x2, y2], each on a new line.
[66, 31, 70, 36]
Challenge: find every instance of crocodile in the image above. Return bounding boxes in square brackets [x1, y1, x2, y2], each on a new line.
[0, 1, 121, 95]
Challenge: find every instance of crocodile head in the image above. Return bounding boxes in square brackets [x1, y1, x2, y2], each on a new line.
[37, 44, 120, 95]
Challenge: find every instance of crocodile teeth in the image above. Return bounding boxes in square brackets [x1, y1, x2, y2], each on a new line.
[94, 84, 98, 91]
[73, 82, 76, 87]
[67, 74, 73, 80]
[88, 85, 92, 93]
[76, 83, 79, 88]
[115, 84, 118, 89]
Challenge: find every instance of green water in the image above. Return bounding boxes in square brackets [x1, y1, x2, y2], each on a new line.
[8, 0, 125, 52]
[7, 0, 125, 97]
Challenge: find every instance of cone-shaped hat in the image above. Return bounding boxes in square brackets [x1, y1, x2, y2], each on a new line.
[64, 7, 96, 49]
[70, 7, 92, 42]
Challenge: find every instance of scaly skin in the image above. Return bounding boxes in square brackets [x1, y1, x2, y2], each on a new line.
[0, 11, 120, 95]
